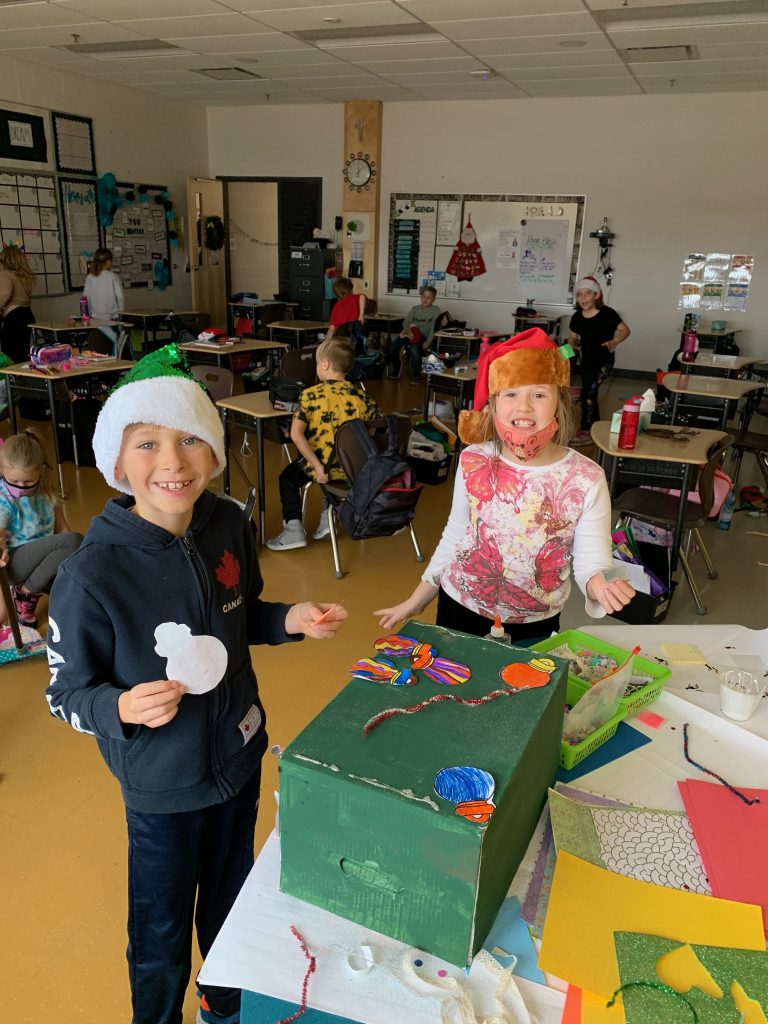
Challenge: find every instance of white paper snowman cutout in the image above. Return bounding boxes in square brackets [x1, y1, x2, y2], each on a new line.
[154, 621, 228, 695]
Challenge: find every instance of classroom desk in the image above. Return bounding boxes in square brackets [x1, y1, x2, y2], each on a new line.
[513, 314, 562, 337]
[363, 312, 404, 350]
[30, 319, 118, 348]
[434, 329, 506, 361]
[120, 309, 198, 351]
[590, 420, 726, 573]
[268, 320, 326, 348]
[228, 301, 298, 336]
[422, 362, 477, 430]
[1, 359, 132, 495]
[198, 624, 768, 1022]
[216, 391, 288, 544]
[662, 371, 763, 429]
[180, 338, 287, 373]
[673, 351, 760, 377]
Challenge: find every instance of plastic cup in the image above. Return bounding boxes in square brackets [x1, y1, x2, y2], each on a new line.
[719, 670, 761, 722]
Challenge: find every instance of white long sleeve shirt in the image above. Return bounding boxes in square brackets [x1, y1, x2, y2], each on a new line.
[423, 442, 614, 623]
[83, 269, 124, 322]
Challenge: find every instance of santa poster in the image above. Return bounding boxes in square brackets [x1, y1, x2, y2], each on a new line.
[446, 218, 486, 282]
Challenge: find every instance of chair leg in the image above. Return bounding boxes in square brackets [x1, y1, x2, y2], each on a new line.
[694, 526, 717, 579]
[409, 522, 425, 563]
[731, 448, 744, 485]
[757, 450, 768, 489]
[679, 541, 707, 616]
[300, 481, 312, 522]
[328, 505, 345, 579]
[0, 567, 24, 654]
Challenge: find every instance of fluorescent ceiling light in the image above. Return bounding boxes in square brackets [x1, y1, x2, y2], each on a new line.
[598, 0, 768, 30]
[559, 39, 588, 48]
[58, 39, 185, 60]
[624, 45, 697, 62]
[194, 67, 262, 81]
[294, 23, 438, 48]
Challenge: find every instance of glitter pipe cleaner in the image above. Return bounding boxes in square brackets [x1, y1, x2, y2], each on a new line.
[607, 981, 699, 1022]
[362, 688, 519, 738]
[683, 723, 760, 806]
[276, 925, 317, 1024]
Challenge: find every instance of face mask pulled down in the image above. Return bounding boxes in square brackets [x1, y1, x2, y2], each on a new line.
[494, 415, 558, 462]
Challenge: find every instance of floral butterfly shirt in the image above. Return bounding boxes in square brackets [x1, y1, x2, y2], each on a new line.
[423, 442, 612, 624]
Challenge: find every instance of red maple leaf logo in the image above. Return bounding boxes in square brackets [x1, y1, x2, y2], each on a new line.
[215, 549, 241, 595]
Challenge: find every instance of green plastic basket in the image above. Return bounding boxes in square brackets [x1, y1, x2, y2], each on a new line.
[561, 678, 627, 770]
[532, 629, 671, 716]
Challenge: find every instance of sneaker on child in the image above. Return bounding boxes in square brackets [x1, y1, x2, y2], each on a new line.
[266, 520, 307, 551]
[196, 993, 239, 1024]
[313, 509, 331, 541]
[12, 586, 42, 626]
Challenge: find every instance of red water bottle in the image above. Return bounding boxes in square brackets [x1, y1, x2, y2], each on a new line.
[682, 328, 699, 363]
[618, 398, 640, 450]
[79, 295, 90, 324]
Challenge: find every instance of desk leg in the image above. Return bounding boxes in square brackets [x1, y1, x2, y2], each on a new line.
[671, 391, 680, 423]
[607, 454, 618, 497]
[221, 408, 231, 495]
[7, 378, 17, 434]
[256, 418, 266, 546]
[671, 462, 693, 574]
[47, 379, 66, 497]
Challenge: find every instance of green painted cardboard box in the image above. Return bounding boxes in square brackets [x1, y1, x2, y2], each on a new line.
[279, 622, 566, 967]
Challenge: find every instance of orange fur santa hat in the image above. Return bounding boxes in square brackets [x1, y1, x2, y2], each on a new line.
[458, 328, 570, 445]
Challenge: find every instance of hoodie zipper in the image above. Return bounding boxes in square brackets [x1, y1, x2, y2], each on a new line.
[181, 535, 233, 802]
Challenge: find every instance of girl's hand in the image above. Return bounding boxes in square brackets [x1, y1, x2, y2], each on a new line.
[374, 599, 420, 631]
[118, 679, 186, 728]
[587, 573, 636, 614]
[286, 602, 348, 639]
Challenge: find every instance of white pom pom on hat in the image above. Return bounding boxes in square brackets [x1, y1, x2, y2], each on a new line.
[575, 276, 603, 296]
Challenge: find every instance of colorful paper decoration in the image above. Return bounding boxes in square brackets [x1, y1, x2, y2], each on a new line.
[153, 621, 227, 695]
[613, 932, 768, 1024]
[446, 218, 486, 281]
[537, 851, 765, 997]
[500, 657, 554, 689]
[434, 766, 495, 823]
[678, 779, 768, 937]
[350, 658, 415, 686]
[373, 634, 471, 686]
[481, 895, 546, 984]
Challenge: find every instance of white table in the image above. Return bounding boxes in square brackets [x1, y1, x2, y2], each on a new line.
[199, 624, 768, 1023]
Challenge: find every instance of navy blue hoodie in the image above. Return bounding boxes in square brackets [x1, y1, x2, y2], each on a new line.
[45, 490, 298, 814]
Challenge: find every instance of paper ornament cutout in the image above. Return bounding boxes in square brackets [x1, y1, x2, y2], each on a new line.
[154, 621, 228, 695]
[446, 218, 486, 282]
[350, 657, 415, 687]
[500, 658, 554, 689]
[434, 766, 496, 823]
[373, 634, 471, 686]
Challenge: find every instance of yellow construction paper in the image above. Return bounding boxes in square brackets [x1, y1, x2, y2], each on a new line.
[581, 990, 627, 1023]
[660, 642, 707, 665]
[656, 943, 724, 999]
[731, 981, 767, 1024]
[538, 852, 765, 997]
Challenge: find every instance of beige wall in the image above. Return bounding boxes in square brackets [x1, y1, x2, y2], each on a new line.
[208, 92, 768, 370]
[227, 181, 279, 299]
[0, 55, 209, 321]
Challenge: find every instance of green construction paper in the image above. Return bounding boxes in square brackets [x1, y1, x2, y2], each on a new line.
[279, 621, 567, 968]
[548, 788, 604, 866]
[613, 932, 768, 1023]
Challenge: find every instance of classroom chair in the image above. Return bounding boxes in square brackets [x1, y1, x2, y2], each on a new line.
[190, 365, 234, 402]
[0, 564, 26, 655]
[320, 417, 425, 579]
[611, 434, 733, 616]
[729, 428, 768, 488]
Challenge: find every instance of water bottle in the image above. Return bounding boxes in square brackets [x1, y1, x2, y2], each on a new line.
[79, 295, 90, 323]
[618, 398, 640, 450]
[484, 614, 511, 645]
[681, 328, 699, 364]
[717, 487, 736, 530]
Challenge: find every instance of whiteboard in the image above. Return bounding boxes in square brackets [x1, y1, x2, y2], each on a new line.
[387, 193, 586, 305]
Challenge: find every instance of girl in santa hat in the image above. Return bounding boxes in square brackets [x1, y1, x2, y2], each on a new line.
[567, 276, 631, 443]
[375, 329, 635, 644]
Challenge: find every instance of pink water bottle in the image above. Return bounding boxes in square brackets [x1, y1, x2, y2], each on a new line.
[479, 334, 490, 358]
[79, 295, 90, 323]
[618, 398, 640, 450]
[682, 328, 699, 363]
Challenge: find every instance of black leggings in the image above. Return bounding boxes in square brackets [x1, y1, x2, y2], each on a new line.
[579, 361, 612, 430]
[436, 587, 560, 647]
[1, 305, 34, 365]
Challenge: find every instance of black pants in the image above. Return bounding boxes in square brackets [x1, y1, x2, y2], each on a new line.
[278, 457, 312, 522]
[125, 766, 261, 1024]
[1, 305, 34, 364]
[436, 587, 560, 647]
[389, 336, 426, 380]
[579, 360, 612, 430]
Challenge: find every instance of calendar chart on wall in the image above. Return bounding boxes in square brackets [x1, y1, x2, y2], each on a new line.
[0, 170, 64, 296]
[387, 193, 586, 305]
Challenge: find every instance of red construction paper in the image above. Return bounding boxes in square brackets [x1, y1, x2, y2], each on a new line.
[561, 985, 582, 1023]
[678, 779, 768, 937]
[636, 710, 665, 729]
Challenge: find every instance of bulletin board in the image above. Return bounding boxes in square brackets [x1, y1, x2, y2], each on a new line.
[0, 169, 65, 296]
[59, 177, 100, 291]
[388, 193, 586, 305]
[104, 182, 171, 288]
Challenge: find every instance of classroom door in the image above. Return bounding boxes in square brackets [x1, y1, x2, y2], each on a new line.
[186, 177, 227, 327]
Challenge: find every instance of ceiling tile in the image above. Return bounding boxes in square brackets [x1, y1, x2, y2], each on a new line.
[486, 49, 623, 69]
[0, 45, 86, 64]
[521, 76, 643, 96]
[113, 13, 263, 39]
[56, 0, 232, 18]
[250, 2, 419, 32]
[608, 21, 768, 49]
[464, 32, 614, 56]
[227, 0, 389, 10]
[632, 57, 768, 77]
[270, 73, 383, 87]
[504, 64, 632, 81]
[433, 12, 600, 42]
[264, 63, 381, 78]
[584, 0, 727, 8]
[698, 39, 768, 59]
[308, 83, 416, 97]
[356, 55, 480, 73]
[0, 23, 149, 49]
[410, 84, 526, 100]
[215, 48, 341, 66]
[165, 32, 311, 53]
[379, 70, 492, 85]
[643, 76, 768, 93]
[320, 39, 466, 60]
[401, 0, 586, 18]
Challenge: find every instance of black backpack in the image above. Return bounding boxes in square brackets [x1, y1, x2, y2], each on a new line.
[268, 375, 304, 411]
[335, 417, 423, 540]
[433, 310, 467, 333]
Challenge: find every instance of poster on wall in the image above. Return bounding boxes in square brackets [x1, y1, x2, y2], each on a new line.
[0, 170, 64, 295]
[59, 177, 100, 290]
[52, 112, 96, 175]
[103, 182, 171, 288]
[518, 219, 568, 297]
[677, 252, 755, 311]
[0, 102, 53, 171]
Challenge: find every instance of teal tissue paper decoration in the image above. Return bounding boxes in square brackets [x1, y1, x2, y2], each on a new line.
[154, 260, 169, 290]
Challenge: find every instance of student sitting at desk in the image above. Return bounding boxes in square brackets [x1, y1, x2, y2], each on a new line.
[83, 247, 125, 354]
[388, 284, 442, 383]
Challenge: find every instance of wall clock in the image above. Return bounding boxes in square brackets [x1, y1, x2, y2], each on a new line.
[344, 152, 376, 192]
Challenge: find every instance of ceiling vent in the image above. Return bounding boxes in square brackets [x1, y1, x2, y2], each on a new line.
[624, 45, 698, 63]
[193, 67, 263, 81]
[58, 39, 183, 60]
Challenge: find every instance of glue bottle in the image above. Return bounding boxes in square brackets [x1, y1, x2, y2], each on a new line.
[484, 614, 511, 645]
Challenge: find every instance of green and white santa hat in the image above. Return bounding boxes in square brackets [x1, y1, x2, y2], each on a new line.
[92, 343, 226, 494]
